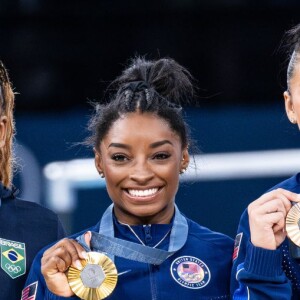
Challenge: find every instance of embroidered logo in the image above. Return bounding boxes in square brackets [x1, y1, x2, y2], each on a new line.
[170, 256, 210, 289]
[232, 233, 243, 261]
[0, 238, 26, 279]
[21, 281, 38, 300]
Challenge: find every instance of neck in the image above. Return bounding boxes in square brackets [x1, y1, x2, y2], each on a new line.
[114, 206, 175, 225]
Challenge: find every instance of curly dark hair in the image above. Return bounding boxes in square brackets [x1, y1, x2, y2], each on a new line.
[85, 57, 195, 151]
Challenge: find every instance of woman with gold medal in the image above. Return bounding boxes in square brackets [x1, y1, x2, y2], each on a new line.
[231, 23, 300, 299]
[24, 56, 235, 299]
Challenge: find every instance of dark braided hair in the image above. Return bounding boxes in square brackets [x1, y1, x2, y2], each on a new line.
[85, 57, 194, 151]
[0, 61, 15, 187]
[285, 24, 300, 93]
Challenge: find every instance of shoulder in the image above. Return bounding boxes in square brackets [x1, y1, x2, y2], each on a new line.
[16, 198, 57, 214]
[238, 173, 300, 226]
[0, 198, 62, 225]
[186, 217, 233, 251]
[238, 209, 250, 229]
[0, 198, 66, 246]
[267, 173, 300, 193]
[233, 175, 300, 243]
[3, 198, 61, 221]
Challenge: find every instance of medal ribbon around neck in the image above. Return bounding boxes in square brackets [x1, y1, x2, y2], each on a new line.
[76, 204, 188, 265]
[69, 204, 188, 299]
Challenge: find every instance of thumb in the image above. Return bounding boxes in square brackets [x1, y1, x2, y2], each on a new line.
[84, 231, 92, 248]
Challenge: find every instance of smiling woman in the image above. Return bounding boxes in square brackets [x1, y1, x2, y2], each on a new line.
[94, 113, 187, 225]
[24, 57, 233, 299]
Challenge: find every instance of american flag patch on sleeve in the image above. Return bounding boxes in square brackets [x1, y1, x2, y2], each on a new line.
[232, 232, 243, 260]
[21, 281, 38, 300]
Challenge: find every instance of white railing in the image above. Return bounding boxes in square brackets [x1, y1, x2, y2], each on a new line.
[43, 148, 300, 213]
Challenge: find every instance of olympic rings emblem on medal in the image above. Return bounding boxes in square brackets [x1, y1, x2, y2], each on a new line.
[5, 263, 21, 273]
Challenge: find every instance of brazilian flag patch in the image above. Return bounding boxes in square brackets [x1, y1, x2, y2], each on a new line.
[0, 238, 26, 279]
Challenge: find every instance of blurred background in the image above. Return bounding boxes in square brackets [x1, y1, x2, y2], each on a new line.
[1, 0, 300, 237]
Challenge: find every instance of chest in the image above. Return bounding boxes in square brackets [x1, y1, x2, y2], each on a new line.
[107, 244, 231, 300]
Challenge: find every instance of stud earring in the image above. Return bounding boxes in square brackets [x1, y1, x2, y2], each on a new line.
[99, 171, 105, 178]
[180, 168, 187, 174]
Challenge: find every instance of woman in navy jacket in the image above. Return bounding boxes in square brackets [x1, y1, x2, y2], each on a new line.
[0, 61, 65, 300]
[231, 24, 300, 299]
[24, 57, 234, 299]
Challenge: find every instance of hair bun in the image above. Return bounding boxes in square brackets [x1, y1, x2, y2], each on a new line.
[112, 57, 195, 106]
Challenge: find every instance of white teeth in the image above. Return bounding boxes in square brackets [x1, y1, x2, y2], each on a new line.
[128, 188, 158, 197]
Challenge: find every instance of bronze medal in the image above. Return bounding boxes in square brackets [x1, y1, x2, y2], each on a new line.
[286, 203, 300, 247]
[67, 252, 118, 300]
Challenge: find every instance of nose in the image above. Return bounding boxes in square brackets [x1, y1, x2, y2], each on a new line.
[129, 160, 154, 184]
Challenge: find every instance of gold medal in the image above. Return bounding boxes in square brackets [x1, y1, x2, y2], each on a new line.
[67, 252, 118, 300]
[286, 203, 300, 247]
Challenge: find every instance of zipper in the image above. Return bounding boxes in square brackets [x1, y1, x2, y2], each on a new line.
[148, 264, 158, 300]
[143, 224, 152, 244]
[143, 225, 158, 300]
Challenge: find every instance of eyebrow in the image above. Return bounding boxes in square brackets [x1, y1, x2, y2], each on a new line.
[108, 140, 173, 149]
[150, 140, 173, 148]
[108, 143, 131, 149]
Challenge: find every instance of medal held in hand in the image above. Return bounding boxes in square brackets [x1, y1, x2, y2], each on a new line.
[67, 252, 118, 300]
[286, 203, 300, 247]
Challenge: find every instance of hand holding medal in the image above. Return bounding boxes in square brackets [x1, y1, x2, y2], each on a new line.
[67, 252, 117, 300]
[41, 238, 86, 297]
[286, 200, 300, 247]
[41, 234, 117, 299]
[248, 189, 300, 250]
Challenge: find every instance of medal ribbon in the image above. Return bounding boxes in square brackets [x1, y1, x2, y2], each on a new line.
[76, 204, 188, 265]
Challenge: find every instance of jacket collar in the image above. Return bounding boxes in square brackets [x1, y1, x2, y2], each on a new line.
[0, 182, 18, 207]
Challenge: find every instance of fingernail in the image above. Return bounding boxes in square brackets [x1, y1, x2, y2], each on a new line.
[75, 260, 82, 270]
[81, 251, 88, 259]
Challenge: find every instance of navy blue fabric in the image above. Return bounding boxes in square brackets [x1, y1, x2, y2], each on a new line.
[0, 183, 66, 300]
[25, 208, 234, 300]
[231, 173, 300, 299]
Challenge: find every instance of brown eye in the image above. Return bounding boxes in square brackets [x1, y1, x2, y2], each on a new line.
[154, 153, 171, 160]
[111, 154, 128, 162]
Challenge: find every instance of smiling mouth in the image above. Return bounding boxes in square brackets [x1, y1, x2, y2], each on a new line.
[127, 188, 159, 197]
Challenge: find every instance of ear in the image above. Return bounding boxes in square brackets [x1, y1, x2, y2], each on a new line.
[94, 148, 103, 174]
[0, 116, 7, 148]
[180, 147, 190, 171]
[284, 91, 297, 124]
